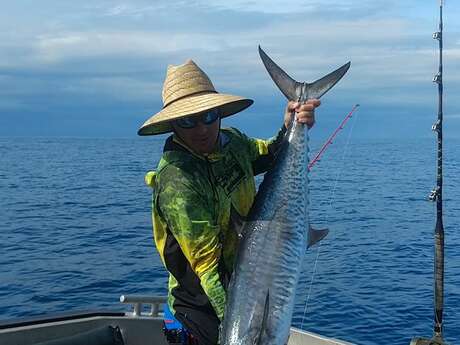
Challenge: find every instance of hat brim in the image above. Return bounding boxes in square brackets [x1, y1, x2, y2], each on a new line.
[137, 92, 253, 136]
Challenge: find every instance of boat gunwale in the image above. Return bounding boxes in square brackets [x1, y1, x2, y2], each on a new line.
[0, 310, 126, 330]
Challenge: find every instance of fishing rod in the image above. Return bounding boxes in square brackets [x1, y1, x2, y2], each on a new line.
[308, 104, 360, 170]
[411, 1, 446, 344]
[431, 0, 445, 339]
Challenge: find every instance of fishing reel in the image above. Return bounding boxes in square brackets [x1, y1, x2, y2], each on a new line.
[429, 186, 440, 202]
[432, 120, 441, 133]
[433, 73, 442, 84]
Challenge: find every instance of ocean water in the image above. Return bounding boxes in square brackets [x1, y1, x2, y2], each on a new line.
[1, 134, 459, 345]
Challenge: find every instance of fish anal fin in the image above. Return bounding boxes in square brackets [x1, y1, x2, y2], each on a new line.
[307, 226, 329, 248]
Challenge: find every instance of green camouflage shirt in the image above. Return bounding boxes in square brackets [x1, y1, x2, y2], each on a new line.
[145, 126, 285, 321]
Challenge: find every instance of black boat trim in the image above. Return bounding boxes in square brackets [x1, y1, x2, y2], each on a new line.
[0, 310, 126, 330]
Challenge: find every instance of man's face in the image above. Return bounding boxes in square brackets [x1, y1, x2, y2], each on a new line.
[171, 110, 221, 155]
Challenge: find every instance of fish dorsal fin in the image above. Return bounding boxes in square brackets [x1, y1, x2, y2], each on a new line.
[261, 291, 270, 332]
[255, 291, 271, 345]
[240, 291, 271, 345]
[307, 226, 329, 248]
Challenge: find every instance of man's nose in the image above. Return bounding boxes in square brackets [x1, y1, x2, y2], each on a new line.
[195, 121, 208, 134]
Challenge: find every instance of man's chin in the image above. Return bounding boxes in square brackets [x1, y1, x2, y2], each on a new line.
[197, 142, 216, 155]
[198, 147, 212, 155]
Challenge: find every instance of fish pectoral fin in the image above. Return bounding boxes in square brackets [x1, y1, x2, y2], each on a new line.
[230, 205, 246, 238]
[307, 226, 329, 248]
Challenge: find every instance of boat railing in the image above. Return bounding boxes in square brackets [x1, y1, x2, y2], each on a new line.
[119, 295, 167, 318]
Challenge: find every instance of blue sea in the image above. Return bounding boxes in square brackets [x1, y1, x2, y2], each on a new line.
[1, 134, 459, 345]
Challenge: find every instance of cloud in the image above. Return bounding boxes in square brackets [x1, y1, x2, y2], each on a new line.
[0, 0, 459, 137]
[191, 0, 394, 15]
[101, 3, 170, 18]
[1, 14, 457, 111]
[61, 76, 161, 102]
[20, 17, 427, 69]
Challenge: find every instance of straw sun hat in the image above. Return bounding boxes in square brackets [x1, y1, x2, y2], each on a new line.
[138, 60, 254, 136]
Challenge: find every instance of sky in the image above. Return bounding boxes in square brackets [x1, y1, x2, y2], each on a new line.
[0, 0, 459, 139]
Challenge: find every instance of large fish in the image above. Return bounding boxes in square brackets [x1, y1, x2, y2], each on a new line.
[220, 46, 351, 345]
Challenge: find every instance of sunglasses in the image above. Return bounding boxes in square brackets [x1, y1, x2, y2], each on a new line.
[175, 109, 220, 129]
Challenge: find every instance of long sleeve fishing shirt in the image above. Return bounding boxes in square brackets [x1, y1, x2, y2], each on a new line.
[145, 126, 286, 322]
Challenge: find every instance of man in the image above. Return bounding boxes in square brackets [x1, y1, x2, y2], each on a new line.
[138, 60, 320, 345]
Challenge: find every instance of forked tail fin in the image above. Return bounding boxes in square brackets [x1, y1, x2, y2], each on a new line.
[258, 45, 350, 102]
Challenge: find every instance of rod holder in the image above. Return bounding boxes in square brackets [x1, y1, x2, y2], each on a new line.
[120, 295, 167, 318]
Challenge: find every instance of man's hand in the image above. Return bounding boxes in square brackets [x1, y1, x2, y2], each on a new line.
[284, 99, 321, 129]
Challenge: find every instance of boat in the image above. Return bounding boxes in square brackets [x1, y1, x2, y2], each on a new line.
[0, 295, 353, 345]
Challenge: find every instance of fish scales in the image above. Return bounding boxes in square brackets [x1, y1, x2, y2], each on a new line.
[220, 46, 350, 345]
[221, 120, 309, 345]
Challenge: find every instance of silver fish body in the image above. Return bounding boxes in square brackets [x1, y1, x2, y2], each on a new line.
[220, 46, 350, 345]
[221, 119, 310, 345]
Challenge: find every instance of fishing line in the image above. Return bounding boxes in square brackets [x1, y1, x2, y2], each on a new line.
[323, 106, 360, 223]
[300, 105, 360, 330]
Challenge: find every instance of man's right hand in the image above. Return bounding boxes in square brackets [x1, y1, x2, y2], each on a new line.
[284, 99, 320, 129]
